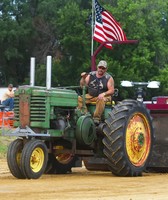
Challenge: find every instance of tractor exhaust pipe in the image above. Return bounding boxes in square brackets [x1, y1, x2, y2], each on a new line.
[30, 56, 52, 89]
[46, 55, 52, 90]
[30, 57, 35, 86]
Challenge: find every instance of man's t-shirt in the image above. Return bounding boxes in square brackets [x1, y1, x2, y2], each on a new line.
[88, 71, 112, 97]
[1, 89, 14, 102]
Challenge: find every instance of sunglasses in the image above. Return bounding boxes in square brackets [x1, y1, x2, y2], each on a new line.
[98, 66, 106, 70]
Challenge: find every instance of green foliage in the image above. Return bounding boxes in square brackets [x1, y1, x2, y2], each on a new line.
[154, 65, 168, 94]
[102, 0, 168, 98]
[0, 0, 168, 99]
[0, 0, 35, 85]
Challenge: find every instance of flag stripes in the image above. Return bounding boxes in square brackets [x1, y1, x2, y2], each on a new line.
[93, 0, 127, 49]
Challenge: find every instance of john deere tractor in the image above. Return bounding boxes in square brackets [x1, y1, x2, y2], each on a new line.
[4, 40, 167, 179]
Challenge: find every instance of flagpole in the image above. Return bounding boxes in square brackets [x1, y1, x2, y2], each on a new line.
[91, 0, 94, 56]
[91, 0, 96, 71]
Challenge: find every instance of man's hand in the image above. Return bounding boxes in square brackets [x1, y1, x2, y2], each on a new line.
[81, 72, 88, 79]
[98, 92, 106, 100]
[80, 72, 89, 87]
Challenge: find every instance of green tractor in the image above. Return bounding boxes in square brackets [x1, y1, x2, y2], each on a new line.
[4, 41, 156, 179]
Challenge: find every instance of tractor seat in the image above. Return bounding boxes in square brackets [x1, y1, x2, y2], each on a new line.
[87, 101, 115, 106]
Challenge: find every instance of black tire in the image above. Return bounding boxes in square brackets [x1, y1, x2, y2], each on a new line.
[103, 99, 154, 177]
[7, 139, 26, 179]
[45, 141, 77, 174]
[21, 139, 48, 179]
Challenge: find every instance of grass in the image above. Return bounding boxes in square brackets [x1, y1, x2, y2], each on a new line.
[0, 130, 14, 158]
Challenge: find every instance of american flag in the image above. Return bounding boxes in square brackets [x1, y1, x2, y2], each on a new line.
[93, 0, 127, 49]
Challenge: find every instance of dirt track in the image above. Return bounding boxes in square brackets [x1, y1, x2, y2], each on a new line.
[1, 159, 168, 200]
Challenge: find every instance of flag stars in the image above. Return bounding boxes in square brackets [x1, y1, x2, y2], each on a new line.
[95, 0, 104, 24]
[96, 13, 102, 24]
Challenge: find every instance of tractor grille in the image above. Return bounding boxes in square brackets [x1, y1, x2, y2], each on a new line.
[14, 96, 19, 121]
[14, 95, 47, 126]
[30, 96, 46, 121]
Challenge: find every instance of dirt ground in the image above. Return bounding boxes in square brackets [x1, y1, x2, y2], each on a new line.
[0, 159, 168, 200]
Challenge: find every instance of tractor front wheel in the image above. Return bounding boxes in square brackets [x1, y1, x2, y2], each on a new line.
[7, 139, 26, 179]
[21, 139, 48, 179]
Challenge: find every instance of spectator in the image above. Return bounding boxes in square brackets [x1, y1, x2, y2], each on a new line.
[1, 84, 14, 110]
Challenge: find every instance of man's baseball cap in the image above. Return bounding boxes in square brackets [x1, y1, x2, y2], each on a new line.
[97, 60, 107, 68]
[8, 84, 13, 88]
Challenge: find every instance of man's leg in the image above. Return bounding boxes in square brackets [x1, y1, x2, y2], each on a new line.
[93, 96, 111, 121]
[2, 98, 14, 110]
[78, 96, 83, 109]
[9, 98, 14, 110]
[78, 94, 96, 108]
[2, 99, 10, 107]
[93, 99, 105, 120]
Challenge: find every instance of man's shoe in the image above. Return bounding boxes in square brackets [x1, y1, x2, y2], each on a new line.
[93, 118, 100, 125]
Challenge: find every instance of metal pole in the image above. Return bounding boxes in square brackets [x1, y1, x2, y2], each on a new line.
[91, 40, 138, 71]
[46, 56, 52, 90]
[30, 57, 35, 86]
[91, 0, 95, 56]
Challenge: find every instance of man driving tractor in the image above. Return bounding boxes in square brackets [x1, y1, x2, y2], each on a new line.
[78, 60, 114, 123]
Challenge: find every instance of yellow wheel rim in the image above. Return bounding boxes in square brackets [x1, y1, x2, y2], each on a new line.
[30, 147, 44, 173]
[126, 112, 151, 166]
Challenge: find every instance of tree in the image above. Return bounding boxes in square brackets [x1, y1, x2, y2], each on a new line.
[100, 0, 168, 98]
[0, 0, 168, 99]
[0, 0, 35, 85]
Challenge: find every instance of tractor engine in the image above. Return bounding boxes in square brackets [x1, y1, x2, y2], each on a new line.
[50, 107, 73, 130]
[14, 85, 78, 133]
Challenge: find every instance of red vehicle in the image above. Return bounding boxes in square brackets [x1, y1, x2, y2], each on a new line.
[145, 96, 168, 171]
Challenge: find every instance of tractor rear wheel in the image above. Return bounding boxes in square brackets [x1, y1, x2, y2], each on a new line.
[45, 141, 77, 174]
[103, 99, 153, 176]
[7, 139, 26, 179]
[21, 139, 48, 179]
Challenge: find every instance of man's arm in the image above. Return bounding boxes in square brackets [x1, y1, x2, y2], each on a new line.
[80, 72, 90, 88]
[97, 77, 114, 100]
[6, 90, 14, 98]
[104, 77, 115, 96]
